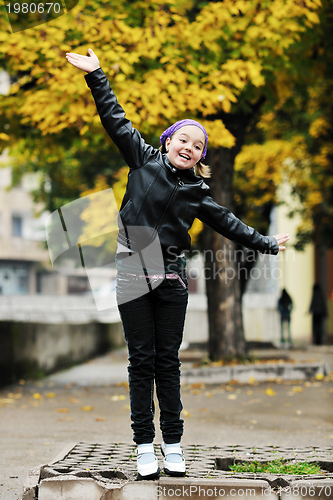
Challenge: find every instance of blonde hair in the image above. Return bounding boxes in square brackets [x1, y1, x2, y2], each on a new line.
[159, 143, 211, 178]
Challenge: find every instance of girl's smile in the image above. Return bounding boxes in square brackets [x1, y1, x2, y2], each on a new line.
[165, 125, 205, 170]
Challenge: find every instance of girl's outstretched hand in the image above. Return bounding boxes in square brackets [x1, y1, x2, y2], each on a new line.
[273, 233, 290, 252]
[65, 48, 100, 73]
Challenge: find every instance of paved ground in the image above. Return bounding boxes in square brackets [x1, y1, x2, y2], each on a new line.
[0, 346, 332, 500]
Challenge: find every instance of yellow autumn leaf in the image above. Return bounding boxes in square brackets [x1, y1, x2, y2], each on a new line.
[56, 408, 69, 413]
[115, 381, 130, 390]
[111, 395, 126, 401]
[265, 388, 276, 396]
[32, 393, 43, 400]
[292, 386, 303, 393]
[81, 406, 94, 411]
[46, 392, 56, 398]
[315, 373, 324, 380]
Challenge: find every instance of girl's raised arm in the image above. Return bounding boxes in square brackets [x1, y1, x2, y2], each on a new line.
[65, 48, 154, 170]
[65, 48, 100, 73]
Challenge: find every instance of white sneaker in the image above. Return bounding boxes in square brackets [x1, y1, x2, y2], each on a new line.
[161, 441, 186, 476]
[136, 443, 159, 479]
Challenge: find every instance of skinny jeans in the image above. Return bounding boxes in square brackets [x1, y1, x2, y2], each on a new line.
[116, 270, 188, 445]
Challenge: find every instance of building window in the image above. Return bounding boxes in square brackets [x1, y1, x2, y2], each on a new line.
[67, 276, 89, 294]
[12, 215, 23, 237]
[0, 263, 30, 295]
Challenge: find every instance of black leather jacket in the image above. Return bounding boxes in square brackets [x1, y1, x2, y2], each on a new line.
[85, 68, 279, 261]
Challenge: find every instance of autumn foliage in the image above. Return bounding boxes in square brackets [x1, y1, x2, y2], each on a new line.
[0, 0, 324, 225]
[1, 0, 332, 357]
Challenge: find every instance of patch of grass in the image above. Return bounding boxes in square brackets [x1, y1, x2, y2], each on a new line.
[229, 458, 322, 475]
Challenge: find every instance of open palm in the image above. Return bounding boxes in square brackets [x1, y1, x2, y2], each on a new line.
[273, 233, 290, 252]
[65, 48, 100, 73]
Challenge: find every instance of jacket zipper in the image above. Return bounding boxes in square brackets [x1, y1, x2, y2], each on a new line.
[145, 176, 183, 251]
[155, 176, 183, 232]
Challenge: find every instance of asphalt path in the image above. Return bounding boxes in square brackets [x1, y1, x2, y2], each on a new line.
[0, 346, 332, 500]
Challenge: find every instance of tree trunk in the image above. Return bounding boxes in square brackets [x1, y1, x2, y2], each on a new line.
[201, 101, 266, 361]
[202, 146, 245, 360]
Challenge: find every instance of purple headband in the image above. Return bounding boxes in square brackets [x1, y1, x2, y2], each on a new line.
[160, 119, 208, 159]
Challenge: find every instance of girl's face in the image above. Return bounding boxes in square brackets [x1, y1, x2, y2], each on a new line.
[165, 126, 205, 170]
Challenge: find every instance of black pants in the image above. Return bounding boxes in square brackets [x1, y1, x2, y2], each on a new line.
[116, 272, 188, 445]
[312, 314, 324, 345]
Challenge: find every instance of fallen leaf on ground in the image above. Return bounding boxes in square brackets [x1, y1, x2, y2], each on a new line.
[96, 417, 106, 422]
[182, 409, 191, 417]
[265, 388, 276, 396]
[227, 394, 237, 400]
[116, 382, 129, 390]
[56, 408, 69, 413]
[8, 392, 22, 399]
[191, 383, 205, 389]
[315, 373, 324, 380]
[292, 386, 303, 393]
[46, 392, 55, 398]
[32, 393, 43, 400]
[81, 406, 94, 411]
[111, 395, 126, 401]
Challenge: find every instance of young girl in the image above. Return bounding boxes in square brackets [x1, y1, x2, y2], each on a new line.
[65, 48, 289, 479]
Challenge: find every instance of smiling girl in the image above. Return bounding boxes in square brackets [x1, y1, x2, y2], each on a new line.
[65, 48, 289, 480]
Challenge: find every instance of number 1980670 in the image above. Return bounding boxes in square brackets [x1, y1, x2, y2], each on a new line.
[6, 3, 61, 14]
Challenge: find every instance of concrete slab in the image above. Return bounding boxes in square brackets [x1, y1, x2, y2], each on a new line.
[45, 347, 326, 388]
[38, 476, 107, 500]
[157, 478, 277, 499]
[280, 480, 333, 500]
[22, 444, 333, 500]
[181, 362, 326, 386]
[181, 366, 232, 385]
[47, 362, 128, 387]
